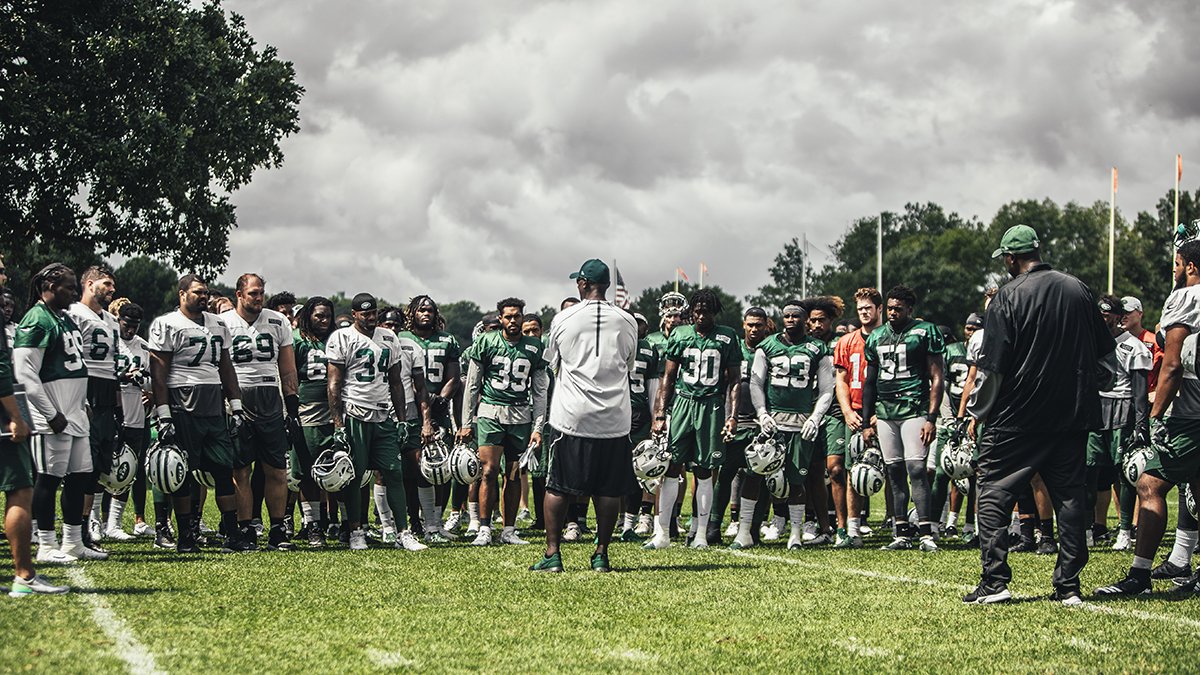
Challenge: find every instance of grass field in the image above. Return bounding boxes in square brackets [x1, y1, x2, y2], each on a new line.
[3, 503, 1200, 673]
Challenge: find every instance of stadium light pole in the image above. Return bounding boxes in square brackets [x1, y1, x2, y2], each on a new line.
[877, 214, 883, 293]
[1108, 167, 1116, 295]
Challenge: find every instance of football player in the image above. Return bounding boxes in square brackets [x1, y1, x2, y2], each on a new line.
[622, 312, 661, 541]
[293, 296, 335, 547]
[519, 313, 544, 529]
[748, 300, 834, 550]
[400, 295, 462, 542]
[326, 292, 427, 551]
[862, 285, 945, 552]
[1089, 297, 1150, 552]
[954, 311, 987, 544]
[929, 325, 969, 538]
[834, 288, 885, 546]
[458, 297, 549, 546]
[106, 302, 152, 541]
[1120, 297, 1162, 394]
[67, 266, 121, 553]
[148, 274, 245, 553]
[644, 289, 742, 550]
[805, 296, 844, 546]
[717, 307, 768, 549]
[16, 264, 99, 563]
[1098, 241, 1200, 595]
[267, 291, 297, 324]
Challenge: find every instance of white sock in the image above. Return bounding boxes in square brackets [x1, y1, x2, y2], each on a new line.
[848, 517, 860, 537]
[301, 501, 319, 524]
[107, 500, 126, 531]
[1168, 529, 1199, 567]
[418, 487, 440, 530]
[38, 529, 57, 549]
[90, 494, 103, 522]
[656, 478, 680, 538]
[62, 523, 83, 549]
[1132, 555, 1153, 570]
[373, 485, 395, 529]
[479, 523, 492, 534]
[693, 477, 713, 538]
[467, 502, 480, 527]
[623, 513, 636, 530]
[788, 505, 806, 541]
[947, 511, 959, 529]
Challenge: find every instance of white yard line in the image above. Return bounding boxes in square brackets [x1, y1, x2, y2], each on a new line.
[64, 567, 165, 675]
[367, 648, 417, 668]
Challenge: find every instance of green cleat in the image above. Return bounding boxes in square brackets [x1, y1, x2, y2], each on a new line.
[530, 552, 564, 573]
[591, 552, 611, 573]
[619, 529, 644, 543]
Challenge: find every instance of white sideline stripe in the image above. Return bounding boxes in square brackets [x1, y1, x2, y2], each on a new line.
[367, 648, 416, 668]
[722, 549, 1200, 631]
[64, 567, 164, 675]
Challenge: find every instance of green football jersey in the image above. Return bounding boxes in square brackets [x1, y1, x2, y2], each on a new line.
[293, 331, 329, 405]
[734, 338, 758, 424]
[944, 341, 969, 414]
[400, 330, 461, 394]
[664, 324, 742, 400]
[629, 338, 660, 411]
[825, 337, 844, 420]
[15, 303, 88, 384]
[645, 330, 669, 377]
[864, 319, 945, 420]
[758, 333, 831, 414]
[471, 331, 546, 407]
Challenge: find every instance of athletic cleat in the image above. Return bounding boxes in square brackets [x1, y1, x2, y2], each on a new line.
[423, 530, 450, 544]
[282, 515, 295, 539]
[858, 524, 874, 537]
[516, 507, 531, 522]
[35, 548, 73, 564]
[465, 520, 481, 537]
[918, 535, 939, 552]
[689, 534, 709, 549]
[349, 529, 368, 550]
[530, 552, 564, 573]
[1112, 529, 1133, 551]
[87, 519, 103, 545]
[801, 521, 818, 542]
[1036, 538, 1059, 555]
[724, 521, 739, 537]
[963, 583, 1012, 604]
[397, 530, 428, 551]
[220, 534, 257, 553]
[787, 533, 803, 550]
[833, 533, 852, 549]
[809, 533, 833, 546]
[198, 520, 216, 535]
[881, 536, 913, 551]
[308, 525, 325, 548]
[104, 526, 135, 542]
[1171, 571, 1200, 594]
[326, 522, 341, 539]
[1151, 560, 1191, 580]
[9, 573, 69, 597]
[154, 524, 176, 549]
[444, 511, 462, 533]
[634, 514, 653, 536]
[943, 525, 959, 539]
[961, 529, 978, 546]
[760, 522, 781, 542]
[433, 527, 459, 541]
[500, 529, 530, 545]
[249, 518, 264, 535]
[576, 522, 592, 535]
[642, 534, 671, 550]
[619, 529, 644, 543]
[471, 528, 493, 546]
[1050, 589, 1085, 607]
[1095, 570, 1152, 596]
[1092, 525, 1113, 544]
[1010, 537, 1037, 553]
[60, 543, 109, 561]
[267, 526, 296, 551]
[562, 522, 581, 542]
[381, 526, 397, 545]
[591, 551, 611, 573]
[729, 533, 755, 550]
[847, 535, 864, 549]
[175, 527, 201, 554]
[133, 521, 152, 537]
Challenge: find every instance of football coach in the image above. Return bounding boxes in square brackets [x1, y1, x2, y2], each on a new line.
[530, 259, 639, 574]
[965, 224, 1116, 606]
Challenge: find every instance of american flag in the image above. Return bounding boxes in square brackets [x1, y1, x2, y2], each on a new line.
[613, 262, 631, 309]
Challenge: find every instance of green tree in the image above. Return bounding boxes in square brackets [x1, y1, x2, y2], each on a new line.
[440, 300, 483, 347]
[630, 282, 744, 331]
[748, 237, 814, 312]
[536, 305, 558, 331]
[2, 241, 104, 314]
[1, 0, 303, 277]
[113, 256, 178, 320]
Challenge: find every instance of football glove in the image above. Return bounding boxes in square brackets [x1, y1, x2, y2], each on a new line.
[518, 442, 541, 474]
[800, 417, 820, 442]
[757, 413, 778, 435]
[157, 418, 176, 445]
[1151, 417, 1169, 448]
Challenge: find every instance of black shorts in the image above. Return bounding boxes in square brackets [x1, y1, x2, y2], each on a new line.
[236, 415, 290, 469]
[545, 427, 639, 498]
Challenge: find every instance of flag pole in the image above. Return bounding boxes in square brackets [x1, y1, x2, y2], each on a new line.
[877, 214, 883, 292]
[699, 263, 704, 289]
[674, 267, 678, 293]
[1108, 167, 1116, 295]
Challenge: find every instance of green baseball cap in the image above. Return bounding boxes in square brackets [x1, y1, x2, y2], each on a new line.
[569, 258, 610, 284]
[992, 224, 1040, 258]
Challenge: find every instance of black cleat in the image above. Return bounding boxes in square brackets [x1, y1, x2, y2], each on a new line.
[221, 530, 258, 553]
[308, 522, 326, 548]
[283, 515, 295, 539]
[1010, 537, 1037, 553]
[154, 524, 176, 549]
[1096, 569, 1152, 596]
[176, 528, 201, 554]
[1036, 538, 1059, 555]
[1151, 560, 1191, 580]
[1049, 588, 1085, 607]
[267, 525, 296, 551]
[1171, 570, 1200, 595]
[590, 551, 611, 573]
[963, 583, 1012, 604]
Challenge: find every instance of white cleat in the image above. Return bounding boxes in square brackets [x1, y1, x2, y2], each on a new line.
[500, 529, 530, 545]
[35, 548, 74, 564]
[132, 522, 153, 537]
[104, 526, 135, 542]
[1112, 529, 1133, 551]
[730, 531, 755, 550]
[642, 534, 671, 550]
[724, 521, 739, 537]
[634, 514, 653, 536]
[689, 534, 709, 549]
[787, 533, 803, 550]
[349, 529, 368, 550]
[60, 543, 109, 561]
[88, 520, 103, 544]
[432, 527, 459, 541]
[465, 520, 481, 537]
[562, 522, 581, 542]
[760, 523, 781, 542]
[381, 526, 397, 545]
[444, 511, 462, 533]
[802, 521, 818, 542]
[918, 535, 939, 552]
[396, 530, 428, 551]
[471, 528, 493, 546]
[9, 573, 70, 597]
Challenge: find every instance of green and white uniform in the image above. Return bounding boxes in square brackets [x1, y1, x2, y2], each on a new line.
[664, 324, 742, 469]
[116, 334, 151, 462]
[393, 333, 425, 450]
[750, 333, 834, 484]
[932, 341, 969, 472]
[147, 310, 238, 470]
[222, 308, 294, 468]
[645, 330, 670, 378]
[820, 336, 848, 458]
[399, 329, 461, 432]
[464, 331, 548, 462]
[864, 319, 944, 465]
[0, 315, 33, 491]
[1148, 285, 1200, 484]
[68, 302, 121, 474]
[325, 325, 404, 473]
[629, 338, 660, 445]
[293, 331, 332, 479]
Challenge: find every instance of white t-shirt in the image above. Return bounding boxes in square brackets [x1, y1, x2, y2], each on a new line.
[325, 326, 401, 418]
[148, 311, 231, 388]
[117, 335, 151, 428]
[545, 300, 638, 438]
[1102, 330, 1153, 399]
[220, 308, 294, 389]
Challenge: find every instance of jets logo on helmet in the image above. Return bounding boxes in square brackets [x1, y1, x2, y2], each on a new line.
[192, 470, 217, 489]
[849, 461, 884, 496]
[939, 443, 976, 481]
[145, 441, 189, 495]
[98, 444, 138, 495]
[745, 432, 786, 476]
[449, 442, 483, 484]
[285, 454, 300, 493]
[1122, 445, 1155, 487]
[952, 476, 971, 494]
[1175, 218, 1200, 249]
[764, 468, 790, 500]
[420, 438, 454, 486]
[312, 448, 355, 492]
[632, 435, 671, 481]
[1182, 333, 1199, 380]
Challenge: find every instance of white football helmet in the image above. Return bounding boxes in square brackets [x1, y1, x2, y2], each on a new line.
[658, 291, 688, 317]
[285, 454, 300, 493]
[145, 441, 188, 495]
[1183, 333, 1198, 379]
[191, 469, 216, 489]
[939, 445, 976, 481]
[312, 449, 355, 492]
[744, 432, 786, 476]
[98, 444, 138, 495]
[849, 461, 884, 496]
[420, 438, 454, 486]
[764, 468, 790, 500]
[360, 468, 376, 488]
[449, 442, 483, 484]
[632, 435, 671, 481]
[1186, 483, 1198, 519]
[952, 476, 971, 494]
[639, 477, 662, 494]
[1122, 445, 1155, 487]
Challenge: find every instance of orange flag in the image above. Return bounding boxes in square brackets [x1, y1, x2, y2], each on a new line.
[1112, 167, 1118, 193]
[676, 267, 690, 282]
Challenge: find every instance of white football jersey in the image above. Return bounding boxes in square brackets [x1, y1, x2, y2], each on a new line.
[117, 334, 150, 427]
[220, 308, 294, 389]
[325, 326, 401, 413]
[395, 333, 425, 420]
[148, 310, 231, 388]
[1160, 285, 1200, 418]
[67, 302, 119, 380]
[1102, 330, 1153, 400]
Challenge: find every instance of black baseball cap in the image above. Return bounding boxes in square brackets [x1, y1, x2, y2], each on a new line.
[351, 293, 377, 312]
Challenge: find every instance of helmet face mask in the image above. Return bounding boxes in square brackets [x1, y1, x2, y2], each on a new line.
[311, 448, 355, 492]
[632, 436, 670, 481]
[658, 292, 688, 317]
[745, 432, 786, 475]
[1122, 445, 1155, 487]
[420, 438, 454, 485]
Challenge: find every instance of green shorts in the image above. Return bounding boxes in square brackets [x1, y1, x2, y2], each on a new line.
[345, 416, 404, 473]
[822, 416, 848, 458]
[236, 414, 290, 469]
[401, 419, 420, 451]
[0, 439, 33, 492]
[723, 427, 756, 472]
[781, 430, 816, 485]
[1146, 417, 1200, 485]
[293, 424, 333, 482]
[476, 417, 530, 463]
[1086, 429, 1124, 467]
[174, 411, 238, 471]
[668, 395, 726, 470]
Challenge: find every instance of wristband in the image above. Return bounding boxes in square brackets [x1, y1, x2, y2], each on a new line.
[229, 399, 244, 413]
[155, 404, 172, 420]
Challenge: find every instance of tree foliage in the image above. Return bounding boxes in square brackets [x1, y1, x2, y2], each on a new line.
[113, 256, 178, 320]
[0, 0, 303, 278]
[630, 281, 744, 331]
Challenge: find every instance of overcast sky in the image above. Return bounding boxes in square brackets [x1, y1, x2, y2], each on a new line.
[218, 0, 1199, 310]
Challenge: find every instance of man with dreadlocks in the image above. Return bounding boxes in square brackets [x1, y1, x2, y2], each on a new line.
[639, 291, 689, 537]
[16, 264, 99, 563]
[645, 288, 742, 550]
[293, 296, 336, 547]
